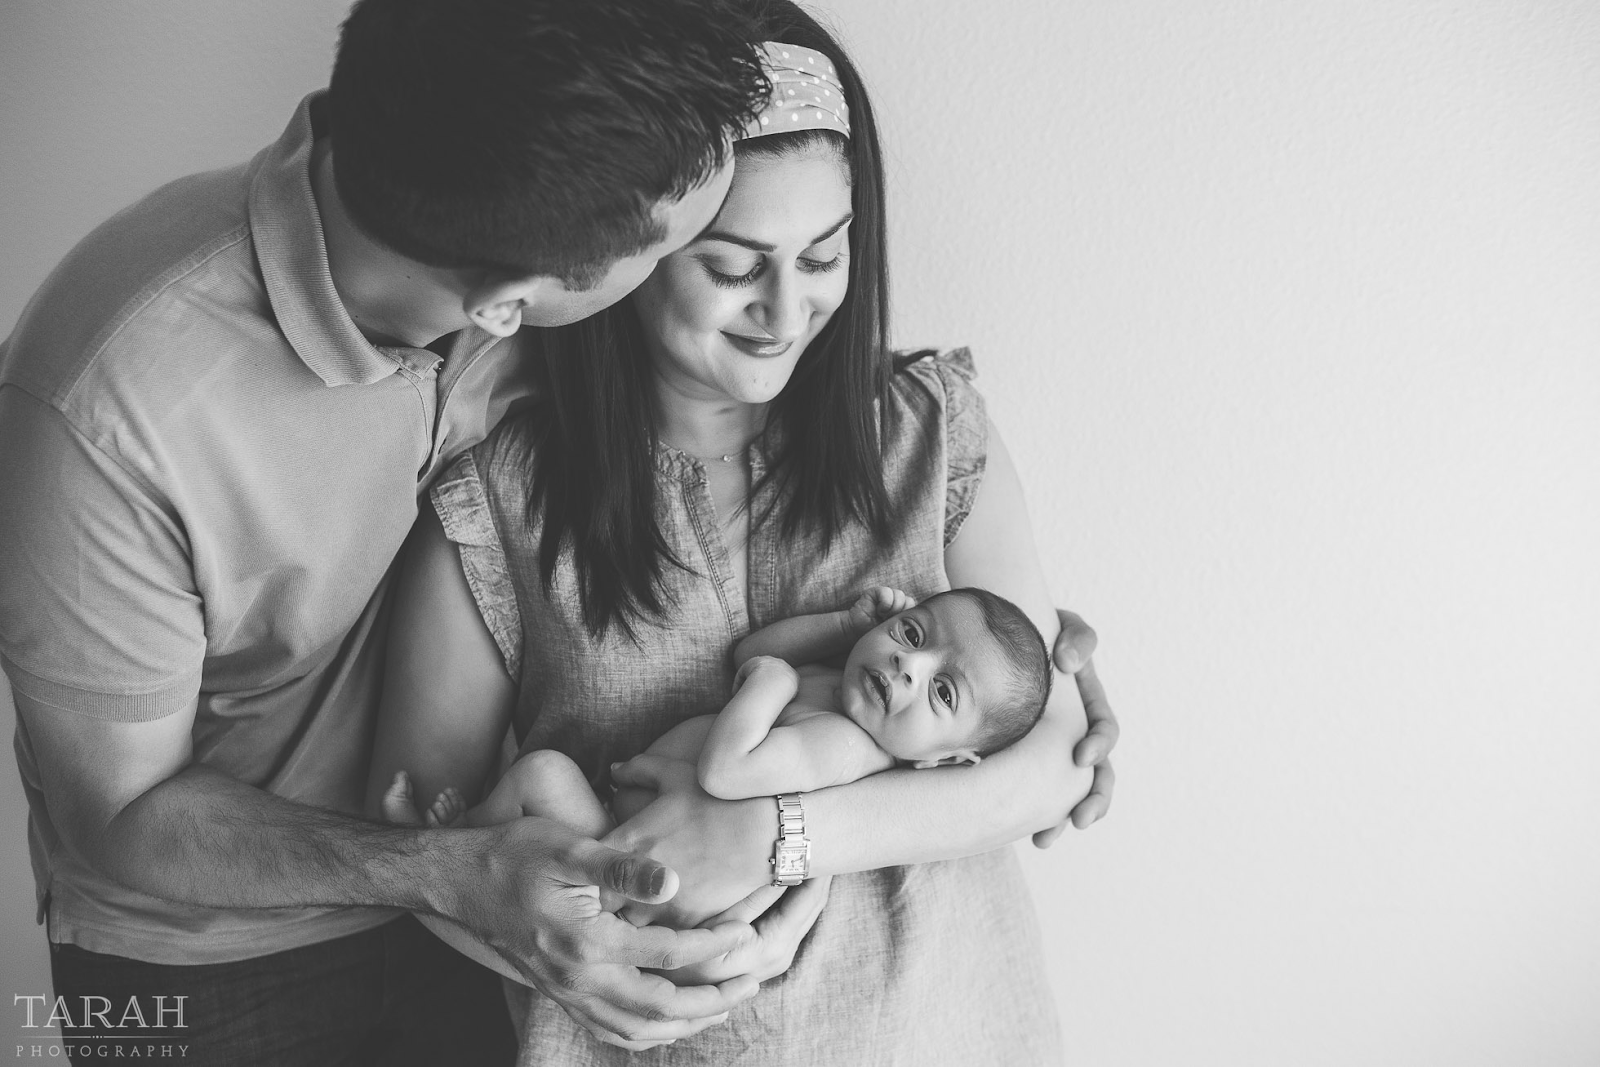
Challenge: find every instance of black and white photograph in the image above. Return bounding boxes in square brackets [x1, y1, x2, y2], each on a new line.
[1, 1, 1596, 1064]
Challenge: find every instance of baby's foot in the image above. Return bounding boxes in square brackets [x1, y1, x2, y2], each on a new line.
[381, 770, 425, 826]
[424, 787, 467, 828]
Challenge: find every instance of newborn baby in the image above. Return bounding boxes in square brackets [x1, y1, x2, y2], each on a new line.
[384, 586, 1051, 835]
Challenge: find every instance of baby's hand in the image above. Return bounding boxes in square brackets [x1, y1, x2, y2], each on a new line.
[847, 586, 917, 634]
[733, 654, 800, 695]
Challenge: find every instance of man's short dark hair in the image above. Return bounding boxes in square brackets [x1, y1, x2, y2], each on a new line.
[928, 587, 1053, 758]
[328, 0, 768, 288]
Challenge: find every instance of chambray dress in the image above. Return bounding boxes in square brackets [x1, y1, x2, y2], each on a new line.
[429, 350, 1063, 1066]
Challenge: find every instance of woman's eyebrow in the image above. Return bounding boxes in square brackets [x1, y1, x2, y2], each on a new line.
[698, 212, 854, 254]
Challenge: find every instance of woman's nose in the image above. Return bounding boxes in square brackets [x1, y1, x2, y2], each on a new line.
[752, 267, 807, 342]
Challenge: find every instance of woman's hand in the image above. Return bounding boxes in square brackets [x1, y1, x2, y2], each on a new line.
[654, 877, 833, 986]
[1034, 609, 1119, 847]
[605, 754, 776, 929]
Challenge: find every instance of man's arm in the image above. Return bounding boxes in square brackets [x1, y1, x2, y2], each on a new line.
[0, 392, 757, 1051]
[14, 686, 758, 1049]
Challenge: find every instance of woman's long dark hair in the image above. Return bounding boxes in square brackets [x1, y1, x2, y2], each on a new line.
[523, 0, 892, 640]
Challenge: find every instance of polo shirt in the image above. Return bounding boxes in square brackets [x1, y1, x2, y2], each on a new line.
[0, 93, 534, 963]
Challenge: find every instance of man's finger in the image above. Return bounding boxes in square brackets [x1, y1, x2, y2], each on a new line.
[564, 836, 680, 904]
[1053, 609, 1099, 673]
[564, 981, 743, 1051]
[583, 910, 757, 972]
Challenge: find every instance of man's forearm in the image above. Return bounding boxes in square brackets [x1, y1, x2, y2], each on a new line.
[92, 764, 477, 916]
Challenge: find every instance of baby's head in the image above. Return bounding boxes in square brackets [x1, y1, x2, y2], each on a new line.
[839, 587, 1052, 767]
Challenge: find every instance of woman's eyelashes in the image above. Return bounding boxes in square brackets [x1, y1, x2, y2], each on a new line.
[698, 251, 846, 289]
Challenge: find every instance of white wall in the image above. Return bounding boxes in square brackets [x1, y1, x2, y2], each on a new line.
[3, 2, 1597, 1064]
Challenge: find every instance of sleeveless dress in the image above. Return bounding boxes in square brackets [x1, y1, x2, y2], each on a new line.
[429, 349, 1063, 1066]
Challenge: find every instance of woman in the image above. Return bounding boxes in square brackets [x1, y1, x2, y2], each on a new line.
[371, 3, 1093, 1062]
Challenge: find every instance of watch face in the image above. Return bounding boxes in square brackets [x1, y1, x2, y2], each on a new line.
[775, 844, 808, 877]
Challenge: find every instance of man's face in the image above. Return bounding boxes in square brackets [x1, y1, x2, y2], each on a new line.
[517, 156, 737, 327]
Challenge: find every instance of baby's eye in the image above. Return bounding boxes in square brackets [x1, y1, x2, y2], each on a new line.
[900, 619, 923, 648]
[932, 677, 956, 711]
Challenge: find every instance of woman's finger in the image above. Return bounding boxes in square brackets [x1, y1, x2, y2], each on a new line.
[703, 883, 789, 927]
[1071, 658, 1119, 767]
[1053, 609, 1099, 673]
[1070, 760, 1115, 829]
[663, 876, 833, 985]
[609, 752, 695, 792]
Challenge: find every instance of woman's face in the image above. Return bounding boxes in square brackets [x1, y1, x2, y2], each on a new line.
[630, 145, 853, 406]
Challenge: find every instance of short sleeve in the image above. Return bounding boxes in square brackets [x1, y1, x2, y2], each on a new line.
[0, 386, 204, 720]
[932, 349, 989, 547]
[428, 450, 523, 678]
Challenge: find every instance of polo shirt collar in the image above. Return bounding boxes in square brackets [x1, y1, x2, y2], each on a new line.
[249, 92, 409, 388]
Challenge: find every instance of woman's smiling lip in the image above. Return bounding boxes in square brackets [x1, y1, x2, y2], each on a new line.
[721, 331, 794, 357]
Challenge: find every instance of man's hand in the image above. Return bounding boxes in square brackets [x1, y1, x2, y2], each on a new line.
[441, 817, 760, 1051]
[1034, 608, 1119, 847]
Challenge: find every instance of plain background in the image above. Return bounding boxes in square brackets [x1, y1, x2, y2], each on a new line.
[2, 2, 1597, 1064]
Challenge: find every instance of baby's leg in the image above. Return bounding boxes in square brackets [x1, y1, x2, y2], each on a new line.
[465, 748, 614, 838]
[381, 770, 437, 826]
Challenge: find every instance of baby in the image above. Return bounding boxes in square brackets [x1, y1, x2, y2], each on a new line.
[383, 586, 1051, 836]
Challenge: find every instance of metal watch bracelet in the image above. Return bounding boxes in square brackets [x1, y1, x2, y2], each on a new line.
[770, 792, 810, 886]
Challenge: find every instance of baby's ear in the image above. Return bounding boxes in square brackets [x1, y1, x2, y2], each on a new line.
[911, 751, 982, 770]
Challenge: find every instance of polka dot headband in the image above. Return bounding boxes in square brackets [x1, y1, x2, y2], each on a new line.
[743, 41, 850, 140]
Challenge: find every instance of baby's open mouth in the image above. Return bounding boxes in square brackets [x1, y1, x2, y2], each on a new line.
[866, 668, 890, 711]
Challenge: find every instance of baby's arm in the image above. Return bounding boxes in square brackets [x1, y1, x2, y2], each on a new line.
[698, 657, 803, 799]
[733, 586, 915, 668]
[699, 658, 893, 799]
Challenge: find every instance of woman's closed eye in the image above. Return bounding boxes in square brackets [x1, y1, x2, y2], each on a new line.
[699, 251, 846, 289]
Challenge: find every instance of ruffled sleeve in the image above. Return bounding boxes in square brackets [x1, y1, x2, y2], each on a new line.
[428, 451, 524, 678]
[912, 347, 989, 547]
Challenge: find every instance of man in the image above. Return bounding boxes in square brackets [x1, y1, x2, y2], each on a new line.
[0, 0, 1116, 1062]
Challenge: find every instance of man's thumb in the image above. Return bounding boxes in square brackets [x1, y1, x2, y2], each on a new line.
[573, 839, 680, 904]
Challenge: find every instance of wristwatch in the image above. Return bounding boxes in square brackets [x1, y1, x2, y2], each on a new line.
[770, 793, 810, 886]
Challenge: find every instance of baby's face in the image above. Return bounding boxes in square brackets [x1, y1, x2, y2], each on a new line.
[840, 595, 1007, 767]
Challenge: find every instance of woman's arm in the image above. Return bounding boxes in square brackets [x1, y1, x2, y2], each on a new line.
[365, 504, 514, 815]
[806, 419, 1090, 870]
[608, 420, 1092, 911]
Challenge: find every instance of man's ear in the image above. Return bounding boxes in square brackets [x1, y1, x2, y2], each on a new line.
[911, 751, 982, 770]
[462, 276, 553, 337]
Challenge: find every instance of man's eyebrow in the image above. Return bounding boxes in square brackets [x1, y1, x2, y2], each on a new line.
[697, 212, 854, 254]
